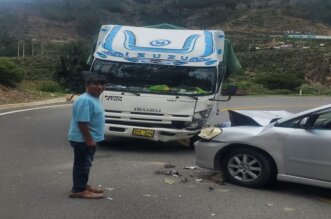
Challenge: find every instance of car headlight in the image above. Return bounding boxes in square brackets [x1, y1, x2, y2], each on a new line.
[198, 127, 223, 140]
[185, 108, 212, 130]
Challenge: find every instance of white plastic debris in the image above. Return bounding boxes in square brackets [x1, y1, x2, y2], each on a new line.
[266, 203, 274, 207]
[211, 213, 216, 216]
[195, 178, 203, 182]
[143, 194, 151, 197]
[105, 188, 115, 191]
[165, 178, 176, 184]
[106, 197, 113, 201]
[284, 207, 296, 212]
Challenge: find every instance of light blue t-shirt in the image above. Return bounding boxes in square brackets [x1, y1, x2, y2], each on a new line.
[68, 92, 105, 142]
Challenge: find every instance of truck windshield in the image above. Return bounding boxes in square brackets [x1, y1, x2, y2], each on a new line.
[91, 59, 217, 95]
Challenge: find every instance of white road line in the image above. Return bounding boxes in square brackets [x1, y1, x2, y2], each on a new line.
[0, 104, 71, 116]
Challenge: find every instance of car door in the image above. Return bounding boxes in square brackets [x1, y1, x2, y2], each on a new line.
[281, 110, 331, 182]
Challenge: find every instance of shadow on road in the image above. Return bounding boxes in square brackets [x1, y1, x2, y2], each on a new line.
[262, 181, 331, 203]
[98, 137, 193, 153]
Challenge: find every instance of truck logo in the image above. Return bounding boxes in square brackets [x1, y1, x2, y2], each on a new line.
[104, 95, 122, 101]
[149, 39, 171, 47]
[134, 107, 161, 113]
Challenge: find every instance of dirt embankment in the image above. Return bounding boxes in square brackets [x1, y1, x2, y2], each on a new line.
[0, 84, 58, 105]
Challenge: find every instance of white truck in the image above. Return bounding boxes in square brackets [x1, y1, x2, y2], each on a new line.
[88, 24, 240, 145]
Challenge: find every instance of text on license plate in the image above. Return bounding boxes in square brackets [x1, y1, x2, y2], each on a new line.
[132, 129, 155, 137]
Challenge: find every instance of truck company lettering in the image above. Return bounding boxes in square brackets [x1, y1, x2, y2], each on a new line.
[134, 107, 161, 113]
[104, 95, 122, 101]
[125, 52, 189, 61]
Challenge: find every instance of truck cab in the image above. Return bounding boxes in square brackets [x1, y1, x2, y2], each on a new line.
[90, 24, 240, 143]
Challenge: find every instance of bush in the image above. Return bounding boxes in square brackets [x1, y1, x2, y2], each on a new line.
[37, 81, 64, 93]
[256, 72, 302, 91]
[300, 83, 331, 95]
[0, 58, 26, 87]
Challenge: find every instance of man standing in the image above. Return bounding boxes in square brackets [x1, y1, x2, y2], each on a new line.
[68, 74, 107, 199]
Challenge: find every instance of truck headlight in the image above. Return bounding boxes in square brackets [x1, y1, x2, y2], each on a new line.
[185, 108, 212, 130]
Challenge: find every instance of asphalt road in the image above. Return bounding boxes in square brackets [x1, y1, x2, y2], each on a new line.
[1, 96, 331, 219]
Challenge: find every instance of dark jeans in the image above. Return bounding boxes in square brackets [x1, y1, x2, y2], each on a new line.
[69, 141, 96, 193]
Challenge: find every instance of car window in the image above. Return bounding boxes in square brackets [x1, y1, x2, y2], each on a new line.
[311, 111, 331, 129]
[277, 117, 302, 128]
[277, 109, 331, 129]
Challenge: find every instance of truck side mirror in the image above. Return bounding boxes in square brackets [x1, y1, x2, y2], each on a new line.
[209, 85, 237, 102]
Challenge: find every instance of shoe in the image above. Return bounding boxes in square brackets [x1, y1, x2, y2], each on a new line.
[69, 190, 104, 199]
[87, 185, 104, 194]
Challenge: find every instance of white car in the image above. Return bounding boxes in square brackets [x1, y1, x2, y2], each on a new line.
[195, 104, 331, 188]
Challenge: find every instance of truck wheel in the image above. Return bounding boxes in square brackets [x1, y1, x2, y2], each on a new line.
[221, 148, 274, 188]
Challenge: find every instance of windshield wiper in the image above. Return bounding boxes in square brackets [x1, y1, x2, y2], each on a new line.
[175, 94, 198, 100]
[121, 90, 140, 96]
[104, 83, 125, 90]
[104, 84, 140, 96]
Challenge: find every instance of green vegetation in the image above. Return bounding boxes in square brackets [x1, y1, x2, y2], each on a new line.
[227, 44, 331, 95]
[53, 40, 90, 93]
[0, 0, 331, 97]
[0, 58, 25, 87]
[35, 80, 65, 93]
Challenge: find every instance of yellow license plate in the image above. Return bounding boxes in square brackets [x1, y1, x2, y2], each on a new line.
[132, 129, 155, 137]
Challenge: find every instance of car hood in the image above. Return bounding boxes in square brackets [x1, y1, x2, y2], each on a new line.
[229, 110, 293, 126]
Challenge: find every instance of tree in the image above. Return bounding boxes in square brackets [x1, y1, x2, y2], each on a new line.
[54, 40, 90, 93]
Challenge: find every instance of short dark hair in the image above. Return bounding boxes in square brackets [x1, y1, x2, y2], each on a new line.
[85, 74, 107, 86]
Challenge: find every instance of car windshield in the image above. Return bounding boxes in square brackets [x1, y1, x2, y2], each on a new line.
[91, 59, 217, 95]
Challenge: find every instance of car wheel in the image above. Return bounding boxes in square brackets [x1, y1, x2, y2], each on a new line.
[221, 148, 274, 188]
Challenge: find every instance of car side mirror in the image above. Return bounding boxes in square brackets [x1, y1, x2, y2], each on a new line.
[299, 117, 309, 128]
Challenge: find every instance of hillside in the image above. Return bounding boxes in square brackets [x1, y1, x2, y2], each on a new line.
[1, 0, 331, 40]
[0, 0, 330, 100]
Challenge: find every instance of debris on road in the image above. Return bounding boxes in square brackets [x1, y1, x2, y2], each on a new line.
[183, 166, 197, 170]
[207, 173, 224, 185]
[155, 169, 181, 177]
[165, 178, 176, 184]
[284, 207, 296, 212]
[217, 189, 229, 193]
[195, 178, 203, 182]
[266, 203, 274, 207]
[207, 187, 214, 191]
[106, 197, 113, 201]
[105, 188, 115, 191]
[143, 194, 151, 197]
[180, 177, 189, 183]
[164, 163, 176, 168]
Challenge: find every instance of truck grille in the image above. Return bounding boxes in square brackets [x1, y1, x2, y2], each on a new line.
[105, 110, 192, 129]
